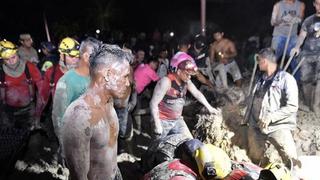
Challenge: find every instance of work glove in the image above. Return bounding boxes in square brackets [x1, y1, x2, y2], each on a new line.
[290, 47, 300, 57]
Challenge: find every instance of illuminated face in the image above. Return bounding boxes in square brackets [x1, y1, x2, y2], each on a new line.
[62, 54, 80, 69]
[4, 53, 19, 65]
[149, 61, 159, 70]
[213, 32, 224, 41]
[177, 69, 192, 82]
[257, 56, 267, 71]
[136, 50, 145, 63]
[314, 0, 320, 14]
[22, 38, 33, 48]
[104, 61, 130, 98]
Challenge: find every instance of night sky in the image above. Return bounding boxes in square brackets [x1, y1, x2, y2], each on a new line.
[0, 0, 314, 45]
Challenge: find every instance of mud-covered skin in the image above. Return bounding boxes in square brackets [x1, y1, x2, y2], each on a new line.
[150, 73, 217, 137]
[62, 96, 119, 180]
[62, 56, 130, 180]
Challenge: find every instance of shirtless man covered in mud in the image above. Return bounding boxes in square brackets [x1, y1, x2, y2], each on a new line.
[210, 27, 242, 87]
[61, 44, 132, 180]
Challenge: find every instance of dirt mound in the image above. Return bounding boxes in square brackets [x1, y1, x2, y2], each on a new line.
[295, 110, 320, 156]
[192, 89, 320, 166]
[192, 108, 251, 162]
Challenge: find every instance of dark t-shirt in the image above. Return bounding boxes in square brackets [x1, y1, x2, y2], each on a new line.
[189, 48, 208, 68]
[301, 14, 320, 53]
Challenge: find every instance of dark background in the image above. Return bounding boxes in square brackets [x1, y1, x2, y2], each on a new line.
[0, 0, 314, 45]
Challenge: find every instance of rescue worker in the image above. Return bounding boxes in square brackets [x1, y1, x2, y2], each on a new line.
[194, 144, 232, 180]
[244, 48, 298, 168]
[290, 0, 320, 115]
[150, 52, 218, 139]
[62, 44, 132, 180]
[0, 40, 42, 130]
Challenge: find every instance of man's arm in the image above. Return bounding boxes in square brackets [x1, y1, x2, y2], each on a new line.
[187, 80, 217, 114]
[150, 77, 170, 134]
[28, 63, 44, 124]
[62, 114, 91, 180]
[299, 2, 306, 20]
[295, 29, 307, 50]
[128, 89, 137, 112]
[290, 28, 307, 56]
[224, 40, 237, 59]
[35, 68, 52, 118]
[271, 2, 280, 26]
[149, 69, 160, 82]
[209, 43, 217, 62]
[52, 79, 70, 134]
[195, 71, 214, 89]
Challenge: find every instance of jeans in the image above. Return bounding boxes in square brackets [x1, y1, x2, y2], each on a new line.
[115, 107, 132, 139]
[272, 35, 300, 81]
[160, 118, 193, 139]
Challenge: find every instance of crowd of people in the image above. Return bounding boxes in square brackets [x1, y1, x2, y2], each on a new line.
[1, 0, 320, 179]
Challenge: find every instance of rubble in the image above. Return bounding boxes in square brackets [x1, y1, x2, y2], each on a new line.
[192, 108, 251, 162]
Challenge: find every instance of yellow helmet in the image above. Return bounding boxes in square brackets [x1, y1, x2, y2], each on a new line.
[0, 40, 18, 59]
[58, 37, 80, 58]
[194, 144, 232, 179]
[258, 162, 291, 180]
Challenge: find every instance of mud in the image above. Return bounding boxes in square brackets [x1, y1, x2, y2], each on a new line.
[3, 84, 320, 180]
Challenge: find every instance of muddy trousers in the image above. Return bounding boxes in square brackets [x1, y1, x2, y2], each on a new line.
[300, 55, 320, 113]
[133, 93, 150, 134]
[116, 107, 134, 154]
[247, 126, 297, 168]
[211, 63, 228, 89]
[1, 103, 34, 130]
[160, 118, 193, 139]
[116, 107, 133, 140]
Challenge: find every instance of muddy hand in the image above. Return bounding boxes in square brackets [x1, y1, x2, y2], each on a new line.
[153, 120, 163, 138]
[290, 47, 300, 57]
[208, 106, 219, 115]
[258, 116, 271, 130]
